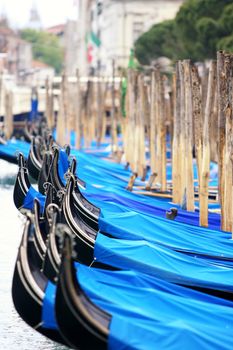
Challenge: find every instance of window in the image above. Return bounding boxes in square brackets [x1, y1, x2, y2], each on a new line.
[133, 21, 144, 42]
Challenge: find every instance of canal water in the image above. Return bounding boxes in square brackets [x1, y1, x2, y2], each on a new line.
[0, 160, 68, 350]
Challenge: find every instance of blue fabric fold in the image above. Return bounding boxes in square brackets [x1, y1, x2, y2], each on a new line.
[23, 186, 45, 213]
[41, 281, 57, 330]
[94, 233, 233, 291]
[76, 263, 233, 350]
[58, 149, 69, 185]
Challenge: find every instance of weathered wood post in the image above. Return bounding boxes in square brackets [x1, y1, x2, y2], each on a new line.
[172, 66, 182, 203]
[63, 73, 69, 144]
[160, 75, 167, 192]
[126, 69, 138, 190]
[183, 60, 195, 211]
[45, 77, 50, 128]
[96, 75, 103, 146]
[49, 81, 54, 130]
[75, 69, 82, 150]
[223, 53, 233, 232]
[155, 70, 162, 190]
[146, 70, 157, 190]
[229, 56, 233, 238]
[101, 81, 108, 142]
[217, 51, 228, 230]
[46, 78, 55, 130]
[199, 60, 217, 227]
[191, 65, 202, 189]
[4, 89, 13, 140]
[111, 59, 118, 155]
[83, 79, 94, 148]
[178, 61, 186, 207]
[56, 74, 67, 146]
[137, 73, 146, 179]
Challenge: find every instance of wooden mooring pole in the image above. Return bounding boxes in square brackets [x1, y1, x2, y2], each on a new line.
[199, 61, 217, 227]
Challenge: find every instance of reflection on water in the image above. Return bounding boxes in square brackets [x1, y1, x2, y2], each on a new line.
[0, 160, 68, 350]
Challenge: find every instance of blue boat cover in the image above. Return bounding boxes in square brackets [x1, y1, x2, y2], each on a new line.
[0, 139, 30, 161]
[57, 148, 69, 185]
[94, 233, 233, 291]
[41, 281, 57, 329]
[98, 211, 233, 259]
[29, 98, 38, 121]
[76, 264, 233, 350]
[17, 145, 233, 261]
[23, 186, 45, 213]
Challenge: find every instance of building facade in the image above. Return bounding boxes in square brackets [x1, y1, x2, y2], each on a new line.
[0, 21, 33, 83]
[31, 60, 55, 86]
[77, 0, 93, 76]
[46, 21, 80, 76]
[28, 3, 42, 30]
[77, 0, 184, 76]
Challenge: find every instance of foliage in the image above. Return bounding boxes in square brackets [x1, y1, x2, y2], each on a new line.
[195, 17, 219, 59]
[20, 29, 63, 73]
[218, 3, 233, 36]
[135, 0, 233, 64]
[135, 20, 180, 64]
[217, 35, 233, 52]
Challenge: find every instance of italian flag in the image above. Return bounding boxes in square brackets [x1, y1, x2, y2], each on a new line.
[86, 31, 101, 64]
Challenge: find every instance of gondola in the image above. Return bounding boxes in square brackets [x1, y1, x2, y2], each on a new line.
[15, 144, 233, 300]
[49, 147, 99, 230]
[33, 198, 48, 262]
[11, 213, 66, 345]
[13, 153, 31, 210]
[55, 228, 110, 350]
[27, 136, 44, 180]
[61, 173, 233, 300]
[49, 146, 87, 192]
[31, 181, 114, 279]
[14, 214, 233, 350]
[56, 227, 233, 350]
[14, 151, 233, 272]
[23, 121, 33, 143]
[15, 143, 100, 231]
[48, 146, 69, 192]
[70, 157, 86, 189]
[42, 203, 62, 283]
[69, 158, 100, 230]
[38, 151, 53, 194]
[62, 174, 97, 265]
[13, 154, 52, 214]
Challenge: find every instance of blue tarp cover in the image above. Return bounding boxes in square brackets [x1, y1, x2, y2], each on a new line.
[23, 186, 45, 213]
[42, 281, 57, 329]
[94, 233, 233, 291]
[0, 140, 30, 160]
[76, 263, 233, 350]
[57, 149, 69, 185]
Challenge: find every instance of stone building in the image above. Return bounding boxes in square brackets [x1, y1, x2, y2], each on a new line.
[77, 0, 184, 76]
[0, 20, 33, 83]
[31, 59, 55, 86]
[46, 21, 79, 76]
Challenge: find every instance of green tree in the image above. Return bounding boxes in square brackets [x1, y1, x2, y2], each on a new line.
[196, 17, 219, 59]
[20, 29, 63, 73]
[135, 0, 233, 65]
[218, 3, 233, 36]
[174, 0, 231, 59]
[135, 20, 181, 65]
[217, 35, 233, 52]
